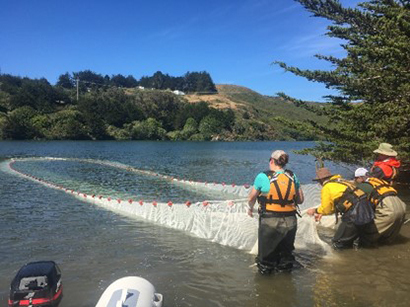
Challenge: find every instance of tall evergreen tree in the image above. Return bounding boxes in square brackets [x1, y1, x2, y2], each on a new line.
[275, 0, 410, 163]
[196, 71, 217, 93]
[56, 72, 74, 89]
[125, 75, 138, 88]
[151, 71, 166, 89]
[110, 74, 128, 87]
[72, 70, 105, 91]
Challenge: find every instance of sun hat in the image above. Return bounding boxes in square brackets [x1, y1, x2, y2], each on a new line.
[354, 167, 368, 178]
[271, 150, 286, 160]
[373, 143, 397, 156]
[312, 168, 332, 181]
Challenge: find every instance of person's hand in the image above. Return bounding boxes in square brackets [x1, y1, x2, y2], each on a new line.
[248, 208, 253, 217]
[307, 208, 316, 216]
[314, 213, 323, 222]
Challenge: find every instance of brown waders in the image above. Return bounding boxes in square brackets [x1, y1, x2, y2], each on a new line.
[332, 195, 406, 248]
[372, 195, 406, 243]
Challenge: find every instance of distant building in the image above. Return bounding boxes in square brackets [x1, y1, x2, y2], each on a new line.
[137, 86, 145, 90]
[173, 90, 185, 96]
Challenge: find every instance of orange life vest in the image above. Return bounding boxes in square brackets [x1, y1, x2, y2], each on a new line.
[371, 158, 400, 181]
[366, 177, 397, 206]
[257, 171, 296, 213]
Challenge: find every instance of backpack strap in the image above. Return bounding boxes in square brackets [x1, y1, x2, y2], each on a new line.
[268, 170, 295, 206]
[324, 178, 360, 221]
[258, 170, 296, 212]
[283, 169, 296, 205]
[257, 171, 274, 213]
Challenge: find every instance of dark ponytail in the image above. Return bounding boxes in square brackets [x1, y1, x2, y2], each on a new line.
[274, 154, 289, 168]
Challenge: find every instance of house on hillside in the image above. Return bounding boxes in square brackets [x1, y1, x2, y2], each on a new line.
[173, 90, 185, 96]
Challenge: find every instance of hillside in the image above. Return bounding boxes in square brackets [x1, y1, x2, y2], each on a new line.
[187, 84, 324, 117]
[0, 73, 327, 141]
[185, 84, 327, 140]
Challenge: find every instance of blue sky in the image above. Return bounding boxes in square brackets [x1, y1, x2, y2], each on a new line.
[0, 0, 361, 101]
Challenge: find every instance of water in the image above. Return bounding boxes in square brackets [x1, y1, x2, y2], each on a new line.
[0, 141, 409, 307]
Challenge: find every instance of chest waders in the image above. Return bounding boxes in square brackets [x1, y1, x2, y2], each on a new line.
[255, 170, 298, 274]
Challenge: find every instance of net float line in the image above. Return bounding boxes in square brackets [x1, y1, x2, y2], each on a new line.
[5, 158, 330, 255]
[6, 158, 247, 208]
[6, 158, 259, 252]
[6, 157, 252, 198]
[5, 157, 322, 208]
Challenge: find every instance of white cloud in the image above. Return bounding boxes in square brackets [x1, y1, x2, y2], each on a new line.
[278, 29, 346, 59]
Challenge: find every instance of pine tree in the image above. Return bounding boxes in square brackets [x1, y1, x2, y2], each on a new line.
[56, 73, 74, 89]
[275, 0, 410, 163]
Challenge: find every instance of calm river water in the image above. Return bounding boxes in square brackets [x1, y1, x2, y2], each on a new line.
[0, 141, 409, 307]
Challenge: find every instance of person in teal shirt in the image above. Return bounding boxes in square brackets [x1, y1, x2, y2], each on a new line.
[248, 150, 304, 274]
[253, 170, 301, 196]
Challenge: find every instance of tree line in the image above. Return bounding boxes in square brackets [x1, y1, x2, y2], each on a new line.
[0, 72, 261, 141]
[57, 70, 217, 94]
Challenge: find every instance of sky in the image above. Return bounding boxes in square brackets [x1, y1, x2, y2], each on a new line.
[0, 0, 361, 101]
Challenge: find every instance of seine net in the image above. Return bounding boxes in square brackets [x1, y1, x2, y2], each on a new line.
[3, 157, 332, 256]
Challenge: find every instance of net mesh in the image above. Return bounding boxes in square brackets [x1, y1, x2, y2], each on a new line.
[2, 157, 332, 256]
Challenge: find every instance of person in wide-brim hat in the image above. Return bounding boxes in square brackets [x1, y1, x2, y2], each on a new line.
[312, 167, 333, 182]
[308, 167, 375, 249]
[373, 143, 397, 157]
[370, 143, 400, 182]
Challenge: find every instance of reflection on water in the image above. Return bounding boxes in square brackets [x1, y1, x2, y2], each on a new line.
[314, 227, 410, 307]
[0, 141, 409, 307]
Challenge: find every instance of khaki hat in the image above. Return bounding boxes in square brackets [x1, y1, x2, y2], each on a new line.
[373, 143, 397, 156]
[313, 167, 332, 181]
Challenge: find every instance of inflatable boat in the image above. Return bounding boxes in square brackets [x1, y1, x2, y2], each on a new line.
[9, 261, 163, 307]
[8, 261, 62, 307]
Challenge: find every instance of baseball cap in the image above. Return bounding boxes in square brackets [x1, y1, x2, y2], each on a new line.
[271, 150, 286, 160]
[354, 167, 368, 177]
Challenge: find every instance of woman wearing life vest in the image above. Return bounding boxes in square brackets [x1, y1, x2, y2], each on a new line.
[248, 150, 304, 275]
[370, 143, 400, 183]
[306, 168, 375, 249]
[354, 168, 406, 244]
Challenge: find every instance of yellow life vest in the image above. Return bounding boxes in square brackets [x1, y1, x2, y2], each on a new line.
[325, 178, 367, 214]
[257, 171, 296, 213]
[367, 177, 397, 206]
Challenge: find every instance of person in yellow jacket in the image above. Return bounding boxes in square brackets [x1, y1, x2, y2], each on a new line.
[307, 168, 375, 249]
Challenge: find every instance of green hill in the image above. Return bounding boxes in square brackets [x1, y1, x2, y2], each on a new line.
[0, 73, 327, 141]
[185, 84, 327, 140]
